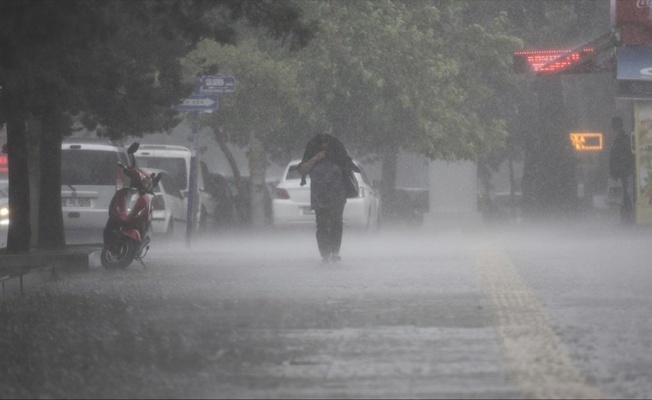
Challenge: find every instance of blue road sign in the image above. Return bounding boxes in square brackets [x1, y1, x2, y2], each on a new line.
[175, 94, 218, 111]
[199, 75, 235, 93]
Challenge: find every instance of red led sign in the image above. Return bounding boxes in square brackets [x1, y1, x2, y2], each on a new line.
[0, 155, 7, 173]
[513, 48, 595, 74]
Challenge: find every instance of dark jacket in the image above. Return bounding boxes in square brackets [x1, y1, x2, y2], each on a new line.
[609, 130, 634, 180]
[299, 133, 359, 186]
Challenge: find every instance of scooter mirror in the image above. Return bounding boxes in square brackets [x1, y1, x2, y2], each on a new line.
[152, 173, 162, 187]
[127, 142, 140, 155]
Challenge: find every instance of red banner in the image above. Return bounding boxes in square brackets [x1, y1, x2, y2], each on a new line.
[614, 0, 652, 45]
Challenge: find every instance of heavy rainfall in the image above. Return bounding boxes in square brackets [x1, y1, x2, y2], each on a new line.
[2, 1, 652, 399]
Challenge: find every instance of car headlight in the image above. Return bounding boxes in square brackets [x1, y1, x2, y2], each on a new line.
[0, 205, 8, 225]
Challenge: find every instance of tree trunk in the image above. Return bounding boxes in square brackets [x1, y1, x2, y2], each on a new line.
[249, 135, 267, 229]
[1, 67, 31, 253]
[37, 108, 65, 249]
[248, 134, 268, 229]
[216, 130, 241, 181]
[215, 128, 248, 226]
[508, 155, 518, 222]
[521, 75, 577, 221]
[380, 145, 398, 222]
[27, 114, 40, 248]
[249, 135, 269, 229]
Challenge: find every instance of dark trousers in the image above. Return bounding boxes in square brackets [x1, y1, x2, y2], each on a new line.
[314, 202, 345, 258]
[620, 175, 635, 224]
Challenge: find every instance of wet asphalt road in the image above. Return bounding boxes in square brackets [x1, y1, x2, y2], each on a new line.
[3, 221, 652, 398]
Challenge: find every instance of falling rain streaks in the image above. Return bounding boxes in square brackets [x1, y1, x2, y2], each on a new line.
[475, 247, 604, 399]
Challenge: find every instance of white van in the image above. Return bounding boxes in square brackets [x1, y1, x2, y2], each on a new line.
[134, 144, 215, 230]
[61, 139, 130, 235]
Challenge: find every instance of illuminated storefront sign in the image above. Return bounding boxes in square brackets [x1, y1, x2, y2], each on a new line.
[569, 133, 603, 151]
[616, 45, 652, 100]
[513, 48, 595, 74]
[634, 102, 652, 224]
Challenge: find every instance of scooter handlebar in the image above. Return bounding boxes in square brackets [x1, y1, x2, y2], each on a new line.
[117, 162, 158, 195]
[117, 162, 135, 180]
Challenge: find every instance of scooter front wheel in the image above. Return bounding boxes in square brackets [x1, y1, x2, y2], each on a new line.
[101, 238, 137, 269]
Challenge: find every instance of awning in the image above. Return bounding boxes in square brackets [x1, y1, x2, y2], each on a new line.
[617, 45, 652, 80]
[617, 45, 652, 99]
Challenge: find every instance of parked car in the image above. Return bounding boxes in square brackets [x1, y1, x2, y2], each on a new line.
[134, 144, 216, 231]
[0, 187, 8, 230]
[272, 159, 381, 229]
[143, 168, 186, 236]
[60, 139, 130, 236]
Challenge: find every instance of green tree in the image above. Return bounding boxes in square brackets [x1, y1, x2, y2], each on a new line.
[0, 0, 313, 252]
[182, 0, 522, 223]
[293, 0, 521, 218]
[184, 39, 308, 228]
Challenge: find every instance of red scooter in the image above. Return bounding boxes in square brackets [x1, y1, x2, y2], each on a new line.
[101, 142, 161, 269]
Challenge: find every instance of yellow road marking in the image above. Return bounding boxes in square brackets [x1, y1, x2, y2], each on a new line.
[475, 248, 604, 399]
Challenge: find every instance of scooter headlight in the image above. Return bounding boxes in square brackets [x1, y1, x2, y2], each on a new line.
[126, 191, 139, 214]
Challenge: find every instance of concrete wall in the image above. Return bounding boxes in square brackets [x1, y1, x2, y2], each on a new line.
[425, 160, 482, 228]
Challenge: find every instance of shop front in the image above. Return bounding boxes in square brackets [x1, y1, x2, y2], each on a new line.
[616, 45, 652, 224]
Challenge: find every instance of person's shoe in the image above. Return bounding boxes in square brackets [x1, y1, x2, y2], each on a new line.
[331, 254, 341, 262]
[321, 256, 331, 263]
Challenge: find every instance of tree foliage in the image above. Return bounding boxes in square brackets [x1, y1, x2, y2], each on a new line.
[186, 39, 307, 160]
[291, 1, 521, 160]
[0, 0, 313, 251]
[292, 1, 521, 216]
[183, 1, 523, 220]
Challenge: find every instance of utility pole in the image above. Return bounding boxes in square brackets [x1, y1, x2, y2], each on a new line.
[186, 110, 200, 247]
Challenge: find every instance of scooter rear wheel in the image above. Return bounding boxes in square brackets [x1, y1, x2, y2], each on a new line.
[101, 238, 137, 269]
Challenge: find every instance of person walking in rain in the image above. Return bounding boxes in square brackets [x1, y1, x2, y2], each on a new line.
[609, 116, 635, 224]
[298, 133, 360, 262]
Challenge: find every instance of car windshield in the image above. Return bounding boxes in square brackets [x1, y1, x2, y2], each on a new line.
[135, 157, 187, 191]
[61, 150, 120, 185]
[285, 163, 369, 183]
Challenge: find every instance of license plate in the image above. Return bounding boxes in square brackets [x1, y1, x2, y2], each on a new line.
[302, 206, 314, 215]
[62, 197, 92, 207]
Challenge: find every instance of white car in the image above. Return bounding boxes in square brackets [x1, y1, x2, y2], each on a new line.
[134, 144, 216, 231]
[272, 159, 380, 229]
[60, 139, 130, 235]
[144, 168, 186, 236]
[0, 187, 8, 230]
